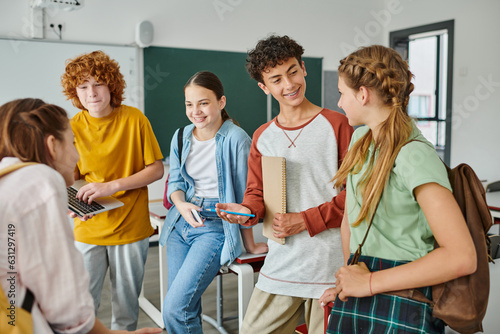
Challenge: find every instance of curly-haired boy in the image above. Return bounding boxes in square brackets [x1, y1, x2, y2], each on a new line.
[218, 35, 353, 333]
[61, 50, 164, 330]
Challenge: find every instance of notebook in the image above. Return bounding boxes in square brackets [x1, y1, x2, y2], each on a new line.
[67, 180, 124, 217]
[261, 156, 287, 245]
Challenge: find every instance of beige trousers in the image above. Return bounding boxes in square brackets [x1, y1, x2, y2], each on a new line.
[240, 287, 325, 334]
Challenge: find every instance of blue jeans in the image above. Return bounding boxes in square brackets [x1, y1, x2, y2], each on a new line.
[74, 238, 149, 330]
[163, 197, 225, 334]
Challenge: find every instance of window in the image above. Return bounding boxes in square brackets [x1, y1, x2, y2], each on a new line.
[390, 20, 454, 165]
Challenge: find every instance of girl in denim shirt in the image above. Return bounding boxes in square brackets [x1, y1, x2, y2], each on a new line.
[159, 71, 267, 333]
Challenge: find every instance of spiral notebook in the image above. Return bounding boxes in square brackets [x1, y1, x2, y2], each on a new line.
[262, 156, 287, 245]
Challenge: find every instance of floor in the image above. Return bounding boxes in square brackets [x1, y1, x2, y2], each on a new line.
[95, 223, 500, 334]
[91, 241, 500, 334]
[96, 242, 249, 334]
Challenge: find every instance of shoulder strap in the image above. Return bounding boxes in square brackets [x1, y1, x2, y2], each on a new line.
[351, 138, 423, 265]
[350, 198, 381, 264]
[177, 126, 185, 163]
[0, 162, 37, 312]
[21, 289, 35, 312]
[0, 162, 38, 178]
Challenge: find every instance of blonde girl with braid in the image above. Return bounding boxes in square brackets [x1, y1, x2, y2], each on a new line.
[319, 45, 476, 333]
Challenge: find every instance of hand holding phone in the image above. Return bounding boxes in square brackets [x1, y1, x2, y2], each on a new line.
[191, 209, 204, 225]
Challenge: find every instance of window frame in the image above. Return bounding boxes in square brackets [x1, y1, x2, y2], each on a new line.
[390, 20, 454, 165]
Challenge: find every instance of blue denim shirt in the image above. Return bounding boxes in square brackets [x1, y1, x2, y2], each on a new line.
[158, 120, 251, 265]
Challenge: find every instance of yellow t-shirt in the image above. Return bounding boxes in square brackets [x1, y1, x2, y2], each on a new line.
[70, 105, 163, 245]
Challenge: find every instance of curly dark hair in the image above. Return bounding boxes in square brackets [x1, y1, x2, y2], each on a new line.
[246, 35, 304, 84]
[61, 50, 126, 110]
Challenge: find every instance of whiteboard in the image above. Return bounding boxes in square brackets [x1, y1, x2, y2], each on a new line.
[0, 38, 140, 118]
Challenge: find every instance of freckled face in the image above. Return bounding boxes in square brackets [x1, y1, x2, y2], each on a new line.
[76, 76, 113, 117]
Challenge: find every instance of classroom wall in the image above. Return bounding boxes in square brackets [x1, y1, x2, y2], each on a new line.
[379, 0, 500, 183]
[0, 0, 382, 71]
[1, 0, 498, 181]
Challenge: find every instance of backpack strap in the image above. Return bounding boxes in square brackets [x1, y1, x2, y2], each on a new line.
[21, 289, 35, 312]
[162, 127, 185, 210]
[350, 199, 380, 265]
[0, 162, 38, 178]
[350, 138, 422, 265]
[0, 162, 38, 313]
[177, 126, 184, 163]
[353, 138, 436, 304]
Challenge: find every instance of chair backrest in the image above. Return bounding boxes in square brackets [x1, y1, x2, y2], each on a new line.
[486, 181, 500, 193]
[489, 235, 500, 259]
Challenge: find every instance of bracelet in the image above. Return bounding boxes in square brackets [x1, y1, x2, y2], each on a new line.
[369, 272, 374, 296]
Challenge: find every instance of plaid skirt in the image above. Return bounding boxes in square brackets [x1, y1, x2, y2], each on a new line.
[327, 255, 444, 334]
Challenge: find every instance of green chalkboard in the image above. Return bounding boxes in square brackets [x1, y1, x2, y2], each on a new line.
[144, 46, 322, 157]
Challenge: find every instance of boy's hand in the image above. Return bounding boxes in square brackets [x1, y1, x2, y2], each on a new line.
[319, 287, 337, 309]
[272, 212, 306, 237]
[76, 182, 116, 204]
[216, 203, 251, 225]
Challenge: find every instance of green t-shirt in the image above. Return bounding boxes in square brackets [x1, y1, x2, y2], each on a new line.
[346, 124, 452, 261]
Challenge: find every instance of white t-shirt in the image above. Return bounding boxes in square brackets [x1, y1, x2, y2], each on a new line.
[0, 157, 95, 334]
[185, 136, 219, 198]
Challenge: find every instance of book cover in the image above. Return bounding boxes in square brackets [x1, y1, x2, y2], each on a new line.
[262, 156, 286, 245]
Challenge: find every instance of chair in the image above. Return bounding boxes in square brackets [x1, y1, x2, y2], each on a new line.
[201, 253, 266, 333]
[486, 181, 500, 193]
[324, 301, 334, 333]
[487, 181, 500, 226]
[295, 323, 308, 333]
[295, 300, 334, 334]
[143, 206, 267, 331]
[202, 223, 267, 333]
[489, 235, 500, 260]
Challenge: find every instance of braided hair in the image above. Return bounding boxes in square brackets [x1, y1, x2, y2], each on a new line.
[333, 45, 415, 227]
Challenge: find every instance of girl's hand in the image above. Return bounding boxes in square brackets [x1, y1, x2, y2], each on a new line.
[335, 262, 372, 302]
[319, 287, 337, 309]
[177, 201, 205, 228]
